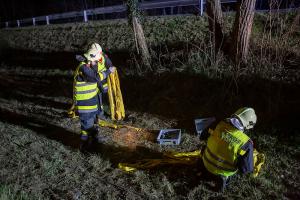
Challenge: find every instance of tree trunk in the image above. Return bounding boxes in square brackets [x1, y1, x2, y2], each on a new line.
[206, 0, 224, 52]
[230, 0, 256, 64]
[132, 16, 151, 69]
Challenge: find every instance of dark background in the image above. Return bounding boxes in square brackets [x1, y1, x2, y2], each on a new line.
[0, 0, 299, 22]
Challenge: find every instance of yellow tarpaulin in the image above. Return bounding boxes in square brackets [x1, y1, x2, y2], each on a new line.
[118, 150, 202, 173]
[118, 149, 265, 177]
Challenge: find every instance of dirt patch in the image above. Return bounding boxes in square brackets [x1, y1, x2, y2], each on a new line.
[112, 127, 157, 150]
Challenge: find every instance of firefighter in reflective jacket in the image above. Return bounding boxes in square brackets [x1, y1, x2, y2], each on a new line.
[202, 107, 257, 192]
[74, 43, 115, 151]
[75, 43, 115, 119]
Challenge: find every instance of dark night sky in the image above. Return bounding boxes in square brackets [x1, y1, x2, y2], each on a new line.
[0, 0, 299, 22]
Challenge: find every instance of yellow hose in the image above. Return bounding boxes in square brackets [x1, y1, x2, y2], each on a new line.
[107, 69, 125, 120]
[107, 72, 115, 120]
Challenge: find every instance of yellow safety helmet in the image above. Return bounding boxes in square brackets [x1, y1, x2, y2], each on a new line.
[233, 107, 257, 130]
[84, 43, 102, 62]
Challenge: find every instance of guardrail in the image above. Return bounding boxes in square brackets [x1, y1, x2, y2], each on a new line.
[0, 0, 234, 28]
[1, 0, 298, 28]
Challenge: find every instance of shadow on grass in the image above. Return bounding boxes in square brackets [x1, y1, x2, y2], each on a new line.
[2, 56, 300, 137]
[0, 108, 80, 148]
[3, 48, 300, 135]
[0, 87, 69, 111]
[0, 108, 164, 166]
[0, 108, 214, 196]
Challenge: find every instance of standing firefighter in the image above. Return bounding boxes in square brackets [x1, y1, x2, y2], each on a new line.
[74, 43, 115, 151]
[202, 107, 256, 192]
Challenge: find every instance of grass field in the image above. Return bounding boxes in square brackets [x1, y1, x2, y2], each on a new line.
[0, 12, 300, 199]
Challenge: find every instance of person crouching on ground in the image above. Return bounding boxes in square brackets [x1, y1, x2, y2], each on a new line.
[202, 107, 256, 192]
[74, 43, 116, 151]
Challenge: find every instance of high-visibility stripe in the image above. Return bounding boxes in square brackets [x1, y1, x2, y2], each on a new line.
[203, 153, 236, 172]
[76, 82, 95, 86]
[99, 73, 105, 81]
[76, 105, 97, 110]
[75, 91, 98, 101]
[81, 130, 88, 135]
[76, 89, 97, 94]
[97, 55, 106, 72]
[81, 130, 89, 140]
[75, 83, 97, 92]
[78, 109, 98, 113]
[76, 105, 98, 113]
[206, 147, 235, 168]
[238, 149, 246, 156]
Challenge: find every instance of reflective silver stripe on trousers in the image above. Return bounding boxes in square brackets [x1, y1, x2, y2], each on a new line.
[76, 82, 97, 86]
[206, 147, 235, 168]
[75, 89, 97, 94]
[77, 108, 98, 113]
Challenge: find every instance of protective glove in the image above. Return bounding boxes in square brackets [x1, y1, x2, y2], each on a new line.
[109, 66, 116, 73]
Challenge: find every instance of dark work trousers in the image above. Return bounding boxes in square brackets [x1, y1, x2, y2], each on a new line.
[96, 91, 110, 120]
[79, 111, 98, 152]
[198, 159, 233, 192]
[96, 92, 104, 118]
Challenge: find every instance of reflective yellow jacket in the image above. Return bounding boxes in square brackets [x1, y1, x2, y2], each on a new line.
[203, 121, 250, 177]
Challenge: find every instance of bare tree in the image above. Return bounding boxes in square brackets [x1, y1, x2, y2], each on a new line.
[126, 0, 152, 69]
[230, 0, 256, 63]
[206, 0, 224, 53]
[206, 0, 257, 64]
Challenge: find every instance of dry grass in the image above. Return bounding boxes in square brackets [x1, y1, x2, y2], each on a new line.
[0, 60, 299, 199]
[0, 16, 207, 54]
[0, 11, 299, 200]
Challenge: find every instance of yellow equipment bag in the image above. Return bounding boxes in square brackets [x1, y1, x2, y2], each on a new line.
[107, 69, 125, 120]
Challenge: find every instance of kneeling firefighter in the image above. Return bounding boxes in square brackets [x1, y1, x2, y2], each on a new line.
[202, 107, 256, 192]
[74, 43, 116, 151]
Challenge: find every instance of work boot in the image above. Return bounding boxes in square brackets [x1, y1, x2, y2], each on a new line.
[218, 176, 230, 192]
[79, 140, 89, 153]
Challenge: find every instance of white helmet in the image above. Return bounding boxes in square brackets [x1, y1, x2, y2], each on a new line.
[233, 107, 257, 130]
[84, 43, 102, 62]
